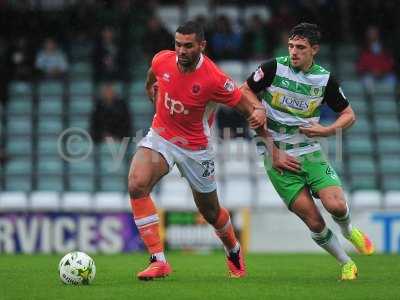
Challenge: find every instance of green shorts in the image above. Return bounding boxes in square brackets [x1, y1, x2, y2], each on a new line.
[264, 150, 342, 209]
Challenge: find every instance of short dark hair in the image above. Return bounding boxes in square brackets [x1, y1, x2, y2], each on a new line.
[176, 21, 205, 42]
[289, 23, 321, 45]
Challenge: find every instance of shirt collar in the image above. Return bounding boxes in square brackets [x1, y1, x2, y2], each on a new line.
[175, 53, 204, 70]
[289, 57, 315, 74]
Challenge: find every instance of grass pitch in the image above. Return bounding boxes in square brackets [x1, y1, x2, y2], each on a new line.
[0, 252, 398, 300]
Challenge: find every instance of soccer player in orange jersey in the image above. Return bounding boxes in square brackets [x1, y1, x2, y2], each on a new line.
[128, 21, 266, 280]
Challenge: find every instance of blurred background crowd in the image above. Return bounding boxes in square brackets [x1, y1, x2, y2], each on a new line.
[0, 0, 399, 197]
[1, 1, 399, 86]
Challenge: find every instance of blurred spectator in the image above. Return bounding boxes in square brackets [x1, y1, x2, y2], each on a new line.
[349, 1, 397, 46]
[141, 16, 174, 61]
[0, 37, 8, 105]
[243, 14, 272, 60]
[209, 15, 242, 61]
[90, 82, 132, 144]
[356, 26, 396, 94]
[35, 38, 68, 79]
[0, 148, 6, 168]
[267, 2, 297, 47]
[93, 26, 124, 82]
[67, 2, 97, 57]
[193, 14, 212, 56]
[194, 15, 212, 41]
[7, 36, 35, 80]
[273, 31, 289, 57]
[297, 0, 322, 26]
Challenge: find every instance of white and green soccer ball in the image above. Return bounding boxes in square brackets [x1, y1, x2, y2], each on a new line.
[58, 251, 96, 285]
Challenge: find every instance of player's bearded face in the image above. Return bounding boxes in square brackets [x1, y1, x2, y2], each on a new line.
[288, 36, 319, 70]
[175, 33, 205, 68]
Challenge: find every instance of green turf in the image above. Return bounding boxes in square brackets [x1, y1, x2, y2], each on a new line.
[0, 252, 398, 300]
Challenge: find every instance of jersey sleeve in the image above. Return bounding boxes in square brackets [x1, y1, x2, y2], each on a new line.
[151, 50, 172, 75]
[211, 72, 242, 107]
[246, 59, 277, 94]
[322, 75, 349, 112]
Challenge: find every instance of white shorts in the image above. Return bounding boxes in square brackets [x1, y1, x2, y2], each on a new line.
[137, 129, 217, 193]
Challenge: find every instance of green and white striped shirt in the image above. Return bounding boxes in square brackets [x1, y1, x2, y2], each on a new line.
[247, 56, 349, 156]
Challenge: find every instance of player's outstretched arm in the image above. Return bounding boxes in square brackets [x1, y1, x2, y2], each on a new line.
[145, 67, 158, 103]
[255, 126, 301, 174]
[299, 106, 356, 138]
[240, 82, 301, 173]
[234, 83, 266, 128]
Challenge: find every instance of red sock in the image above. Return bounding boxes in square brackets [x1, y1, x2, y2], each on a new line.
[130, 196, 163, 254]
[213, 207, 238, 251]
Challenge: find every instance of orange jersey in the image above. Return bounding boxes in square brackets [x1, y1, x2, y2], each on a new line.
[151, 50, 241, 150]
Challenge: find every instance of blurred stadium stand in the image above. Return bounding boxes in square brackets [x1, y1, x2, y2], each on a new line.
[0, 0, 399, 211]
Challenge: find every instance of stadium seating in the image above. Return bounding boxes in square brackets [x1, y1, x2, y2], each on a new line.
[37, 175, 64, 191]
[7, 115, 32, 135]
[37, 116, 64, 135]
[384, 191, 400, 208]
[30, 191, 60, 211]
[347, 135, 374, 155]
[70, 62, 92, 79]
[351, 190, 382, 208]
[94, 192, 125, 211]
[218, 60, 244, 83]
[69, 175, 95, 192]
[382, 175, 400, 191]
[69, 95, 93, 114]
[7, 95, 33, 114]
[220, 178, 253, 208]
[347, 116, 371, 134]
[38, 81, 63, 96]
[157, 5, 181, 33]
[158, 167, 194, 209]
[61, 192, 92, 211]
[69, 80, 93, 95]
[348, 156, 376, 176]
[0, 192, 29, 210]
[38, 95, 63, 115]
[1, 43, 399, 210]
[5, 176, 32, 192]
[6, 138, 32, 156]
[256, 178, 285, 208]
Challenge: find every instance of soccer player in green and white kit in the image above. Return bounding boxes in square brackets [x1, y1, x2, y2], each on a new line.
[241, 23, 374, 280]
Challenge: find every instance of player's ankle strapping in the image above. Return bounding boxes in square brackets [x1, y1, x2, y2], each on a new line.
[213, 207, 238, 252]
[130, 196, 163, 254]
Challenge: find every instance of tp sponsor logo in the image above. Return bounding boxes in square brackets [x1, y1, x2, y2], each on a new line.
[164, 92, 189, 115]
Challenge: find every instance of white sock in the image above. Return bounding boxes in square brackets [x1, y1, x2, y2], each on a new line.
[332, 203, 353, 238]
[227, 241, 240, 255]
[152, 252, 166, 262]
[311, 227, 351, 264]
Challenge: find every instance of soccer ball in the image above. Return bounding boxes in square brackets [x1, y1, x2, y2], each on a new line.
[58, 251, 96, 285]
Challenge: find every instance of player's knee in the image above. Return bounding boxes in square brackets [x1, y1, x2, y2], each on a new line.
[307, 217, 325, 233]
[325, 194, 347, 216]
[330, 200, 348, 217]
[199, 208, 219, 224]
[128, 174, 151, 199]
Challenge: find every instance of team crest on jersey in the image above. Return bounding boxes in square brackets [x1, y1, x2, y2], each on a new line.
[326, 166, 338, 180]
[224, 79, 235, 92]
[281, 79, 290, 88]
[162, 73, 170, 82]
[310, 86, 323, 97]
[191, 83, 201, 95]
[253, 67, 264, 82]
